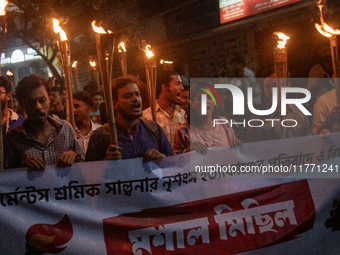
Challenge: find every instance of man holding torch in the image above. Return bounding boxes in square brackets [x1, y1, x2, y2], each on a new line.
[142, 70, 186, 146]
[86, 76, 172, 162]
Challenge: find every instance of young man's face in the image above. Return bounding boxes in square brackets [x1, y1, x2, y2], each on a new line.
[73, 99, 90, 124]
[23, 85, 50, 125]
[0, 86, 10, 110]
[114, 83, 142, 120]
[92, 95, 102, 109]
[179, 90, 190, 112]
[49, 91, 62, 106]
[165, 75, 184, 104]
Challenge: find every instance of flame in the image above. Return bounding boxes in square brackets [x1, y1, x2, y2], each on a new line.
[53, 19, 67, 41]
[0, 0, 8, 16]
[273, 32, 290, 49]
[25, 214, 73, 254]
[160, 59, 173, 64]
[91, 21, 112, 34]
[118, 42, 126, 53]
[72, 61, 77, 68]
[89, 60, 96, 68]
[315, 0, 340, 38]
[48, 73, 53, 78]
[145, 45, 154, 58]
[6, 70, 13, 76]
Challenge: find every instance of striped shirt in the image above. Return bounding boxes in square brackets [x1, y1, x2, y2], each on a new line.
[4, 116, 82, 169]
[142, 101, 186, 146]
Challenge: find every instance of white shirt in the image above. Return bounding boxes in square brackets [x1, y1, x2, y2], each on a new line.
[75, 120, 101, 159]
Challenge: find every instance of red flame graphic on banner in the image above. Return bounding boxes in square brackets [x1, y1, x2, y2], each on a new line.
[25, 214, 73, 254]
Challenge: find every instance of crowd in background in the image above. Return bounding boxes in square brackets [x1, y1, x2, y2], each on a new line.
[1, 42, 339, 170]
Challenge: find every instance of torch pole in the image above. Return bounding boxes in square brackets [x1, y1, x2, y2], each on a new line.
[274, 47, 287, 139]
[95, 33, 118, 146]
[95, 68, 101, 92]
[118, 51, 127, 76]
[72, 66, 79, 92]
[330, 35, 340, 104]
[0, 13, 6, 170]
[57, 40, 76, 130]
[145, 56, 157, 122]
[49, 76, 55, 88]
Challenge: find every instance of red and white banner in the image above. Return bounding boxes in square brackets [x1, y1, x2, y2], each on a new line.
[1, 132, 340, 254]
[219, 0, 302, 24]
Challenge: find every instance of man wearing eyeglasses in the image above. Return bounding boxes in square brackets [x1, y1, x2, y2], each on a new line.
[0, 75, 25, 135]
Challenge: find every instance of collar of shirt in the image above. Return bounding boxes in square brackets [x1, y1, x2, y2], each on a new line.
[20, 115, 63, 148]
[8, 109, 19, 121]
[75, 120, 99, 139]
[155, 100, 182, 119]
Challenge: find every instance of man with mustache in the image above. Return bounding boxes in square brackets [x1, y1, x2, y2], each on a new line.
[86, 76, 172, 162]
[142, 70, 186, 146]
[4, 74, 82, 170]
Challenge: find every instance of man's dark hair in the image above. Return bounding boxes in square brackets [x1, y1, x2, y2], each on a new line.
[159, 70, 179, 88]
[111, 76, 139, 102]
[90, 91, 102, 97]
[157, 70, 179, 97]
[73, 91, 93, 107]
[0, 75, 11, 93]
[183, 85, 190, 92]
[16, 74, 50, 107]
[50, 86, 63, 94]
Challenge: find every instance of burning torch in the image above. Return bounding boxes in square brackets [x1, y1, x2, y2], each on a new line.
[315, 0, 340, 104]
[89, 59, 100, 92]
[48, 73, 55, 88]
[0, 0, 8, 171]
[53, 19, 76, 130]
[273, 32, 290, 139]
[144, 43, 157, 121]
[92, 21, 118, 146]
[72, 61, 79, 92]
[118, 42, 127, 76]
[6, 69, 13, 109]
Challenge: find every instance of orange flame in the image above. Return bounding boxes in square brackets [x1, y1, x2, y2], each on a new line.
[48, 73, 53, 78]
[72, 61, 77, 68]
[145, 45, 154, 58]
[89, 60, 96, 68]
[0, 0, 8, 16]
[6, 70, 12, 76]
[91, 20, 112, 34]
[273, 32, 289, 49]
[118, 42, 126, 53]
[315, 0, 340, 38]
[160, 59, 173, 64]
[25, 214, 73, 254]
[53, 19, 67, 41]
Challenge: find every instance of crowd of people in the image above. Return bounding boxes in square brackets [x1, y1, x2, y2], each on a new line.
[1, 50, 340, 170]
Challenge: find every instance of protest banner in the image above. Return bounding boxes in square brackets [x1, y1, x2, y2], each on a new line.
[1, 132, 340, 254]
